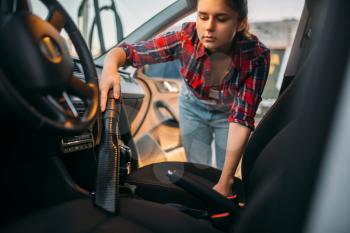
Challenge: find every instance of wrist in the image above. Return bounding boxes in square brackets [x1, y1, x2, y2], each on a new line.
[218, 176, 234, 187]
[104, 57, 119, 70]
[104, 48, 121, 68]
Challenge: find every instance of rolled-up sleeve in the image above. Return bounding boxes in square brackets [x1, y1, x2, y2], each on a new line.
[228, 48, 270, 130]
[117, 30, 183, 68]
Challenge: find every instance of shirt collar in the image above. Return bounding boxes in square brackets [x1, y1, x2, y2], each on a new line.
[195, 40, 207, 59]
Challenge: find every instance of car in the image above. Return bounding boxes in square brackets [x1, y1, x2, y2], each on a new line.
[1, 0, 350, 233]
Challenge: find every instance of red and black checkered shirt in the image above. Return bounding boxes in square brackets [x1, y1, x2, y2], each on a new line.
[119, 22, 270, 130]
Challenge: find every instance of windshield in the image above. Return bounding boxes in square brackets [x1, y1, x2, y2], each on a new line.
[31, 0, 177, 58]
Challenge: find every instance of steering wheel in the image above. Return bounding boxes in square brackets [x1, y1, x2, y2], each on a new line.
[0, 0, 99, 134]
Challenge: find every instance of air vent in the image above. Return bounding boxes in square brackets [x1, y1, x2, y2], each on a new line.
[73, 62, 82, 74]
[73, 100, 86, 117]
[72, 62, 85, 82]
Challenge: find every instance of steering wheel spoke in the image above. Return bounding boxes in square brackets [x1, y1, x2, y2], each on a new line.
[46, 9, 66, 32]
[40, 95, 72, 124]
[67, 76, 97, 103]
[62, 92, 80, 118]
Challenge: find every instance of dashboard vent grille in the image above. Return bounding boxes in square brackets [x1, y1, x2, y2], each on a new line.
[73, 62, 82, 74]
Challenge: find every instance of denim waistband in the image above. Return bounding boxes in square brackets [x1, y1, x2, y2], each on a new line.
[180, 83, 231, 113]
[197, 98, 219, 105]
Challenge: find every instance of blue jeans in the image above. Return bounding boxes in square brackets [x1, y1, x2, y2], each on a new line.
[179, 84, 231, 170]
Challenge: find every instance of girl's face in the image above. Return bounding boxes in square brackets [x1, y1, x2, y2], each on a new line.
[196, 0, 245, 54]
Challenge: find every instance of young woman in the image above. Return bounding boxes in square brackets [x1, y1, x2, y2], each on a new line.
[99, 0, 270, 196]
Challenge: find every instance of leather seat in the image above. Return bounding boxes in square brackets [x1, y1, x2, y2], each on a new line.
[126, 67, 300, 208]
[0, 198, 220, 233]
[127, 161, 244, 208]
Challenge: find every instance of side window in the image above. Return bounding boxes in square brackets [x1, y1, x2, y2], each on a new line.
[253, 20, 301, 122]
[249, 0, 305, 123]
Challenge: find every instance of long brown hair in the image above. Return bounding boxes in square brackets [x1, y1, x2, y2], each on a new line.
[225, 0, 251, 38]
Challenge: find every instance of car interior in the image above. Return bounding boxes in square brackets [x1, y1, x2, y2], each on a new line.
[1, 0, 350, 232]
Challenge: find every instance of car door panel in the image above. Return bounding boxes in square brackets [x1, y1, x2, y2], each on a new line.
[131, 62, 186, 167]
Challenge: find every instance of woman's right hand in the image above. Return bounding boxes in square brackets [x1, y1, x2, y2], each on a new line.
[99, 66, 121, 112]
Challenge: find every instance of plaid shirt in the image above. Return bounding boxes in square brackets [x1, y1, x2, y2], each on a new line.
[119, 22, 270, 130]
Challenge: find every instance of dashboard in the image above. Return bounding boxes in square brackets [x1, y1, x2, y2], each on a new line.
[61, 61, 144, 154]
